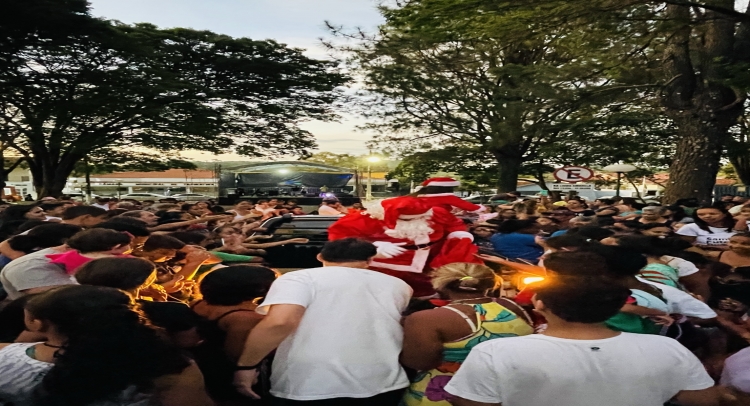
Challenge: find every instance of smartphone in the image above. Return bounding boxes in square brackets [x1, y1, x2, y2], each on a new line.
[220, 238, 225, 246]
[540, 190, 549, 197]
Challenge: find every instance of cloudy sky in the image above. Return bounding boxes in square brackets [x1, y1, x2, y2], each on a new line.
[88, 0, 385, 160]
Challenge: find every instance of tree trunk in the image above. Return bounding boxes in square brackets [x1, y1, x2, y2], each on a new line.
[491, 146, 523, 193]
[729, 154, 750, 186]
[32, 153, 81, 198]
[662, 116, 731, 205]
[728, 123, 750, 185]
[660, 3, 744, 204]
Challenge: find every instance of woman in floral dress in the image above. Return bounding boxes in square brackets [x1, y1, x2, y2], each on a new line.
[400, 263, 533, 406]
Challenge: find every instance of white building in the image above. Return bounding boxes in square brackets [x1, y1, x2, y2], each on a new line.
[64, 169, 219, 197]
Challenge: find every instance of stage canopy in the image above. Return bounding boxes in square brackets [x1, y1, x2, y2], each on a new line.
[222, 161, 354, 188]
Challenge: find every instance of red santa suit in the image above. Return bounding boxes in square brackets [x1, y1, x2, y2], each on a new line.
[416, 177, 484, 213]
[328, 197, 482, 297]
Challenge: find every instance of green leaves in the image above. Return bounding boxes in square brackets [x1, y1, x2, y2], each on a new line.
[0, 7, 349, 195]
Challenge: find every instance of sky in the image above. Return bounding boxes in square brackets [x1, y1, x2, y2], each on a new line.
[87, 0, 385, 160]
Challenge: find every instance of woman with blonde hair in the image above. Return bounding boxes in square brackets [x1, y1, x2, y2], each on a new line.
[401, 263, 533, 406]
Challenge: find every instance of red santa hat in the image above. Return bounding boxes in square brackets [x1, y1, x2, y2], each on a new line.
[422, 177, 461, 188]
[418, 194, 482, 212]
[381, 197, 431, 229]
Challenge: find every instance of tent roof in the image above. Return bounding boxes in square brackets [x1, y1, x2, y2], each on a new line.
[225, 161, 353, 174]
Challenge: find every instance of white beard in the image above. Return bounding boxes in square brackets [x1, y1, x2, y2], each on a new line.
[385, 217, 434, 241]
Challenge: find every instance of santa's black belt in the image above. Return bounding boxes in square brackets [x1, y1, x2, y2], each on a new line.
[402, 241, 437, 250]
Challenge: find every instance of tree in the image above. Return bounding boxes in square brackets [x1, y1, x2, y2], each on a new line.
[330, 0, 668, 192]
[335, 0, 750, 201]
[0, 21, 348, 196]
[658, 2, 748, 203]
[304, 152, 391, 171]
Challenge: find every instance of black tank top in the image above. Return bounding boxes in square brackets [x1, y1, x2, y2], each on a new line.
[192, 309, 269, 403]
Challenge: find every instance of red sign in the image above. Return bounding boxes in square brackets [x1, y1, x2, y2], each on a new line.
[553, 166, 594, 183]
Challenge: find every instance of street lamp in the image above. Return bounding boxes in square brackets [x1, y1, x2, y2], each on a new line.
[602, 164, 637, 197]
[366, 156, 381, 201]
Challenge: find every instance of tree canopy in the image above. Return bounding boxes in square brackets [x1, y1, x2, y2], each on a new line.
[333, 0, 750, 202]
[0, 2, 349, 196]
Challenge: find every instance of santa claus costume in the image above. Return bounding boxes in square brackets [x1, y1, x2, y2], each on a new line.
[327, 196, 482, 297]
[415, 177, 484, 214]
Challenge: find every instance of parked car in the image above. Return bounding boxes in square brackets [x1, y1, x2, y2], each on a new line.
[170, 193, 215, 201]
[463, 195, 510, 205]
[251, 214, 340, 270]
[119, 193, 166, 201]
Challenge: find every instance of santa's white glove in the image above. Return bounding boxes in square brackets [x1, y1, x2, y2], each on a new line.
[373, 241, 407, 258]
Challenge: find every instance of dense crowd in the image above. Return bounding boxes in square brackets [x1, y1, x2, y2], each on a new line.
[0, 191, 748, 405]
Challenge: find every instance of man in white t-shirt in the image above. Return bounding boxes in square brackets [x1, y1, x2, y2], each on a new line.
[721, 347, 750, 404]
[445, 276, 724, 406]
[235, 238, 412, 405]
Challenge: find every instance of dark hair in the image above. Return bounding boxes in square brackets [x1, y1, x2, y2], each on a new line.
[62, 205, 107, 220]
[27, 286, 189, 406]
[8, 224, 83, 254]
[665, 205, 688, 222]
[598, 198, 615, 205]
[118, 210, 148, 219]
[94, 221, 150, 237]
[534, 276, 630, 323]
[566, 226, 615, 241]
[543, 252, 609, 277]
[0, 204, 40, 222]
[0, 220, 31, 240]
[544, 234, 598, 250]
[156, 211, 184, 224]
[66, 229, 132, 254]
[615, 235, 674, 256]
[199, 266, 278, 306]
[105, 217, 149, 228]
[581, 245, 647, 277]
[693, 205, 735, 233]
[140, 301, 200, 334]
[40, 202, 66, 212]
[640, 222, 672, 231]
[213, 225, 240, 235]
[319, 238, 376, 263]
[209, 206, 226, 214]
[674, 198, 700, 208]
[180, 203, 195, 212]
[497, 219, 537, 234]
[0, 294, 36, 342]
[567, 197, 588, 208]
[142, 234, 186, 252]
[614, 220, 642, 230]
[169, 231, 207, 246]
[15, 220, 48, 234]
[74, 257, 155, 291]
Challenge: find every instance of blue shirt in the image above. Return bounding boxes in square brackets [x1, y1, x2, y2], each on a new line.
[490, 233, 544, 263]
[551, 230, 567, 238]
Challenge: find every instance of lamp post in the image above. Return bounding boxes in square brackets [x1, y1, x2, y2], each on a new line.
[366, 156, 381, 201]
[602, 164, 637, 197]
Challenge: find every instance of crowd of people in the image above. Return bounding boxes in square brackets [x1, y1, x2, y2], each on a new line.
[0, 190, 749, 405]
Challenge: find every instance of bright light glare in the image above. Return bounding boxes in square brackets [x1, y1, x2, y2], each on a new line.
[523, 276, 545, 285]
[367, 156, 381, 163]
[278, 169, 290, 174]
